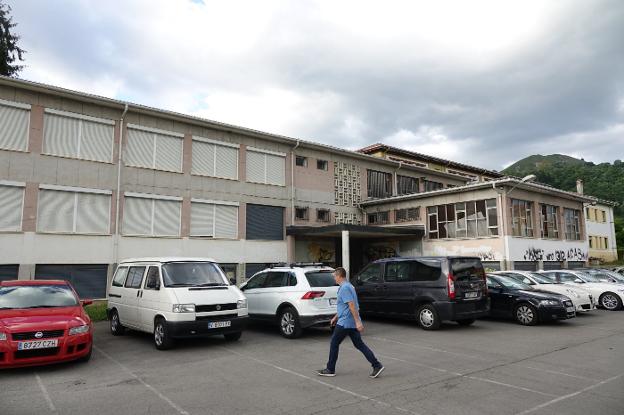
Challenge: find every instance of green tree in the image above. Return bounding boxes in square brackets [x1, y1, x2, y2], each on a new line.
[0, 1, 25, 77]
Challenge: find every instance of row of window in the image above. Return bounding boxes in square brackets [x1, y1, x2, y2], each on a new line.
[295, 156, 329, 171]
[0, 184, 286, 240]
[366, 169, 447, 199]
[589, 235, 609, 250]
[366, 207, 421, 225]
[294, 207, 331, 222]
[586, 207, 607, 223]
[428, 199, 498, 239]
[510, 199, 581, 240]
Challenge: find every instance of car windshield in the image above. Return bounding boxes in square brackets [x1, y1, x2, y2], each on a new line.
[305, 271, 338, 287]
[603, 271, 624, 282]
[529, 273, 555, 284]
[0, 285, 78, 309]
[576, 272, 600, 282]
[495, 275, 532, 290]
[161, 262, 228, 287]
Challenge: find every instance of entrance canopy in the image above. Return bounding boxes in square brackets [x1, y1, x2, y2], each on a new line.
[286, 224, 425, 239]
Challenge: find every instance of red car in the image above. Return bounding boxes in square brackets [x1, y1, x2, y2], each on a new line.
[0, 280, 93, 369]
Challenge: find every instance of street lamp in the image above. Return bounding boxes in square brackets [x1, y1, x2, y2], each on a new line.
[506, 174, 537, 195]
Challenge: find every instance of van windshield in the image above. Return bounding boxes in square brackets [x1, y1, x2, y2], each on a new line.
[161, 262, 228, 287]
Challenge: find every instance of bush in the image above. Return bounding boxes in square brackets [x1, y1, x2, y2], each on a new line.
[85, 301, 108, 322]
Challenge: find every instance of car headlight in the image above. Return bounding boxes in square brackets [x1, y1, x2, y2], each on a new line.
[539, 300, 560, 306]
[172, 304, 195, 313]
[237, 299, 247, 309]
[0, 332, 6, 341]
[69, 325, 90, 336]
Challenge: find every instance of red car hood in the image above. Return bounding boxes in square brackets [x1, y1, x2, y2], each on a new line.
[0, 307, 89, 332]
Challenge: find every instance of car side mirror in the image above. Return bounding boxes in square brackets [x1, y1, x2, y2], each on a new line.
[81, 299, 93, 306]
[574, 279, 583, 283]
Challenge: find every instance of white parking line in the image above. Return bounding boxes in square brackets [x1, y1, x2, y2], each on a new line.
[35, 373, 57, 413]
[523, 365, 601, 382]
[514, 372, 624, 415]
[93, 346, 190, 415]
[369, 336, 490, 361]
[222, 347, 421, 415]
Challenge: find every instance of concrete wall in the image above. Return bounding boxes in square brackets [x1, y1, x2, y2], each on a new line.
[586, 204, 618, 262]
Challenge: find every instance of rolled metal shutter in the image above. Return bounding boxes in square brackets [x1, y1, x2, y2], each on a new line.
[75, 193, 110, 234]
[246, 150, 265, 183]
[0, 264, 19, 282]
[81, 120, 114, 162]
[154, 134, 183, 172]
[266, 154, 285, 185]
[513, 261, 538, 271]
[43, 113, 80, 158]
[246, 204, 284, 240]
[125, 129, 154, 168]
[0, 185, 23, 231]
[543, 261, 563, 270]
[123, 196, 153, 235]
[35, 264, 108, 299]
[567, 261, 585, 269]
[37, 190, 75, 233]
[215, 145, 238, 179]
[153, 199, 181, 236]
[0, 104, 29, 151]
[190, 202, 215, 236]
[192, 140, 216, 176]
[215, 204, 238, 238]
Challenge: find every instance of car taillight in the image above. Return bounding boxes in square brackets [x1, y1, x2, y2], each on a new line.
[447, 273, 455, 300]
[301, 291, 325, 300]
[480, 269, 488, 295]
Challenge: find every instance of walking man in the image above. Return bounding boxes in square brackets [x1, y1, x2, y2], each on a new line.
[317, 267, 384, 378]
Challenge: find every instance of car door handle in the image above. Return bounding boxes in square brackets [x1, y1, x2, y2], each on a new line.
[108, 294, 121, 298]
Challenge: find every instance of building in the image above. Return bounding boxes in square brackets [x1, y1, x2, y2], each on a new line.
[0, 76, 617, 298]
[585, 200, 619, 263]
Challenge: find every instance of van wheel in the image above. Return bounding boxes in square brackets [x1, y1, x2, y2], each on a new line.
[600, 292, 622, 310]
[278, 307, 302, 339]
[515, 303, 538, 326]
[154, 318, 174, 350]
[224, 331, 242, 341]
[110, 309, 125, 336]
[456, 319, 475, 326]
[417, 304, 441, 330]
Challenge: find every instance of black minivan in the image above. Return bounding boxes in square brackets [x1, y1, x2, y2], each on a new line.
[353, 256, 489, 330]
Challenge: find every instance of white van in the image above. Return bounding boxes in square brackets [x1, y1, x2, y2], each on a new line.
[107, 257, 248, 350]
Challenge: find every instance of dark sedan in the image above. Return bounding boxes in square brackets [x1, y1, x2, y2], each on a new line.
[486, 274, 575, 325]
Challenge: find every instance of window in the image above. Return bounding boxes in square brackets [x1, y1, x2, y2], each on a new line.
[35, 264, 109, 299]
[43, 109, 115, 163]
[317, 159, 328, 170]
[395, 207, 420, 222]
[0, 183, 24, 231]
[600, 210, 607, 223]
[191, 137, 239, 180]
[295, 156, 307, 167]
[424, 180, 444, 192]
[540, 204, 559, 239]
[245, 272, 268, 289]
[265, 272, 289, 288]
[246, 148, 286, 186]
[190, 200, 238, 239]
[112, 267, 129, 287]
[37, 187, 111, 234]
[367, 170, 392, 198]
[219, 263, 238, 282]
[0, 99, 30, 152]
[413, 260, 442, 281]
[564, 208, 581, 240]
[295, 206, 309, 221]
[317, 209, 331, 222]
[511, 199, 534, 237]
[125, 124, 183, 172]
[367, 211, 389, 225]
[397, 175, 419, 195]
[427, 199, 497, 239]
[357, 263, 381, 283]
[124, 266, 146, 289]
[144, 266, 161, 290]
[123, 194, 181, 237]
[246, 204, 284, 240]
[0, 264, 19, 282]
[385, 262, 413, 282]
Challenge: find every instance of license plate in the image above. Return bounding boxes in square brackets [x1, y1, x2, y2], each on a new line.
[464, 291, 479, 299]
[329, 298, 337, 306]
[208, 321, 231, 329]
[566, 307, 575, 313]
[18, 339, 58, 350]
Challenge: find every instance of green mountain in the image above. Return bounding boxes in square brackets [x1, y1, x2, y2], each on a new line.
[503, 154, 623, 259]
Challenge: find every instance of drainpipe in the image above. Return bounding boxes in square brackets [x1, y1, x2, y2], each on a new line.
[113, 103, 129, 266]
[492, 182, 509, 270]
[291, 140, 300, 224]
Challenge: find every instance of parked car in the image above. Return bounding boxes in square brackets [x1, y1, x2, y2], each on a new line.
[540, 270, 624, 311]
[107, 258, 248, 350]
[492, 271, 596, 313]
[353, 256, 489, 330]
[0, 280, 93, 368]
[486, 274, 575, 325]
[239, 264, 338, 338]
[575, 268, 624, 285]
[612, 267, 624, 275]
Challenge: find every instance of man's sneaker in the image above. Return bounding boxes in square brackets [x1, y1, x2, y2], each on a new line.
[369, 366, 385, 378]
[317, 368, 336, 377]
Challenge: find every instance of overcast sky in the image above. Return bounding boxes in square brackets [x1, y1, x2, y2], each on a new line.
[9, 0, 624, 170]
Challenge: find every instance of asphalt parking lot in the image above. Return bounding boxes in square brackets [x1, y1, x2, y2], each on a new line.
[2, 310, 624, 415]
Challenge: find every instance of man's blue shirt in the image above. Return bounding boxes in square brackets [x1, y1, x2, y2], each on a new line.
[336, 282, 359, 329]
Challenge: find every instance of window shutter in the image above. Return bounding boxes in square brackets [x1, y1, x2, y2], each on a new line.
[43, 113, 80, 158]
[154, 134, 183, 172]
[0, 185, 23, 231]
[38, 190, 75, 233]
[215, 205, 238, 238]
[75, 193, 110, 234]
[266, 154, 285, 185]
[191, 140, 216, 176]
[190, 202, 215, 236]
[126, 129, 154, 168]
[123, 197, 153, 235]
[246, 204, 284, 240]
[153, 199, 181, 236]
[0, 104, 29, 151]
[246, 151, 265, 183]
[215, 145, 238, 179]
[81, 120, 114, 162]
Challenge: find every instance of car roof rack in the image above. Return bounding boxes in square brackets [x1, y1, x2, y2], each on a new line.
[269, 262, 329, 269]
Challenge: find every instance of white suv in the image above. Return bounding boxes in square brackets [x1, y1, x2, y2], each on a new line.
[240, 264, 338, 338]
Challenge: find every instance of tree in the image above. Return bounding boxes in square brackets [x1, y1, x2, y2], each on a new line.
[0, 1, 25, 77]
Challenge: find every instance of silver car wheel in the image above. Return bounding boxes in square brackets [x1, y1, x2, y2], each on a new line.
[516, 305, 534, 325]
[111, 313, 119, 331]
[281, 312, 295, 335]
[602, 294, 618, 310]
[154, 323, 164, 346]
[420, 309, 434, 327]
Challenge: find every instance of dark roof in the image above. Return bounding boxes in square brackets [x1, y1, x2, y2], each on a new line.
[358, 143, 503, 178]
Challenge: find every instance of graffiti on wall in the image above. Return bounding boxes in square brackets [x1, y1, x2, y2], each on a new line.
[307, 242, 335, 262]
[523, 246, 588, 262]
[477, 250, 496, 261]
[364, 244, 398, 262]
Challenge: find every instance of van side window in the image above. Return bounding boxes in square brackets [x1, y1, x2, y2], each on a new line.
[412, 260, 441, 281]
[112, 267, 129, 287]
[144, 266, 160, 290]
[245, 273, 268, 289]
[358, 264, 381, 283]
[125, 266, 146, 289]
[385, 262, 412, 282]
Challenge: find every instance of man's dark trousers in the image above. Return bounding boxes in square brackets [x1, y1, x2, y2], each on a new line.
[326, 324, 381, 372]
